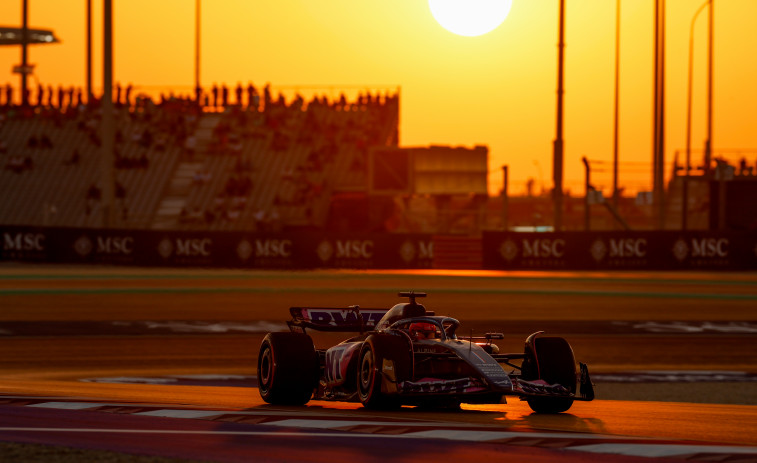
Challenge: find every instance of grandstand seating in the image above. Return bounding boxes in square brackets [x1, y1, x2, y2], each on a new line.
[0, 90, 399, 231]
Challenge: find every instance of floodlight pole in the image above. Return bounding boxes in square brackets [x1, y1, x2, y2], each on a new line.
[552, 0, 566, 231]
[20, 0, 29, 106]
[683, 1, 710, 230]
[704, 0, 713, 174]
[612, 0, 620, 208]
[86, 0, 92, 103]
[653, 0, 666, 230]
[101, 0, 115, 227]
[195, 0, 201, 105]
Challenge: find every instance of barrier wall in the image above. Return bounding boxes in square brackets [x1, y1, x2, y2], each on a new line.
[3, 225, 756, 270]
[483, 231, 757, 270]
[0, 226, 434, 269]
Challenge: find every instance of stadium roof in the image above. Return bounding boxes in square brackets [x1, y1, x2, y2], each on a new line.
[0, 26, 60, 46]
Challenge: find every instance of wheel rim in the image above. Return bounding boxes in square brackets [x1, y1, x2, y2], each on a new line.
[359, 348, 374, 394]
[259, 345, 273, 392]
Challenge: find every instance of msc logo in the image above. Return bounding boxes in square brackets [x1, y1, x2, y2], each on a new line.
[256, 239, 292, 258]
[236, 240, 252, 261]
[592, 238, 647, 262]
[399, 240, 433, 263]
[673, 238, 729, 262]
[692, 238, 728, 257]
[3, 232, 45, 251]
[97, 236, 134, 254]
[158, 238, 212, 258]
[590, 240, 607, 262]
[498, 238, 565, 262]
[522, 239, 565, 258]
[317, 240, 374, 262]
[238, 239, 293, 261]
[76, 236, 134, 257]
[336, 240, 373, 259]
[499, 239, 518, 262]
[610, 238, 647, 257]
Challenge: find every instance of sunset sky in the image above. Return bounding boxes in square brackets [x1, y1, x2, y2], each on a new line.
[2, 0, 756, 196]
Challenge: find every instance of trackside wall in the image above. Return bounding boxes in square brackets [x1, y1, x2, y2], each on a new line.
[2, 225, 757, 270]
[482, 231, 757, 271]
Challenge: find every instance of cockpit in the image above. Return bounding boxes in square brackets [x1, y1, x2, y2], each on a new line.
[390, 317, 460, 341]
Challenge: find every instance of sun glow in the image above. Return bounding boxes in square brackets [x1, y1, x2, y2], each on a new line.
[428, 0, 513, 37]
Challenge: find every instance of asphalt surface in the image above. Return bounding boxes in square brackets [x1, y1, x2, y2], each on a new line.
[1, 266, 756, 462]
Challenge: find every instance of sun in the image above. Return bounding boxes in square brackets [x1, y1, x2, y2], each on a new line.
[428, 0, 512, 37]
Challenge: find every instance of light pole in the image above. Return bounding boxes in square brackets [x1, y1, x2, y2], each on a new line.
[652, 0, 666, 230]
[552, 0, 566, 231]
[612, 0, 620, 209]
[195, 0, 201, 105]
[86, 0, 92, 103]
[20, 0, 29, 106]
[705, 0, 713, 174]
[682, 1, 710, 230]
[101, 0, 115, 227]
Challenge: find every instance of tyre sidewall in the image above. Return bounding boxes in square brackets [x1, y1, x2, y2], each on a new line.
[257, 332, 318, 405]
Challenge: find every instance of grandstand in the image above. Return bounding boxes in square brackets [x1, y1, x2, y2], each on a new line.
[0, 89, 400, 231]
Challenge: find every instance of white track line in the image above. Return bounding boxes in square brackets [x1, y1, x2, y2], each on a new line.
[8, 401, 757, 460]
[566, 443, 757, 458]
[2, 427, 756, 460]
[135, 410, 225, 419]
[27, 402, 111, 410]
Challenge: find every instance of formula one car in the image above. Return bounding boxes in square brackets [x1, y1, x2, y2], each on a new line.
[257, 291, 594, 413]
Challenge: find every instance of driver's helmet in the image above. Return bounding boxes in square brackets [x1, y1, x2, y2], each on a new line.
[409, 322, 437, 340]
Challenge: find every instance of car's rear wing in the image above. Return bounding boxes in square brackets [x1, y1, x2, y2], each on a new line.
[288, 306, 388, 333]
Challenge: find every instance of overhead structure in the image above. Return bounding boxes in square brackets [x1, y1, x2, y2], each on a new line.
[2, 0, 61, 107]
[0, 26, 60, 46]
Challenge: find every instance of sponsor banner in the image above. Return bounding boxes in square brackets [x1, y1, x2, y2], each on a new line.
[230, 233, 433, 269]
[308, 234, 433, 269]
[0, 226, 434, 269]
[234, 235, 298, 269]
[485, 233, 583, 269]
[3, 226, 755, 270]
[150, 233, 217, 267]
[67, 231, 141, 264]
[0, 226, 50, 262]
[483, 231, 757, 270]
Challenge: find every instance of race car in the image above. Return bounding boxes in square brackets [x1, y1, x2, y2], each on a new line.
[257, 291, 594, 413]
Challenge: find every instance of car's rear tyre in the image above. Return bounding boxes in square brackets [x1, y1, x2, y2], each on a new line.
[522, 336, 576, 413]
[257, 332, 318, 405]
[357, 334, 409, 410]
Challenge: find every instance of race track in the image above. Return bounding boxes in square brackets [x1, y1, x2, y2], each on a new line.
[1, 266, 756, 462]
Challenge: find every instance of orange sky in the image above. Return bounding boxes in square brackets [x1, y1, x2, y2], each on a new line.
[2, 0, 756, 196]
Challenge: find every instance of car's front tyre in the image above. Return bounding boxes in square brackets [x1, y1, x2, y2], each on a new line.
[357, 334, 408, 410]
[522, 336, 576, 413]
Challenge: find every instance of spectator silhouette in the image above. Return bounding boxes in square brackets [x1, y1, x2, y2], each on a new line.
[246, 82, 257, 110]
[125, 83, 133, 107]
[64, 149, 80, 166]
